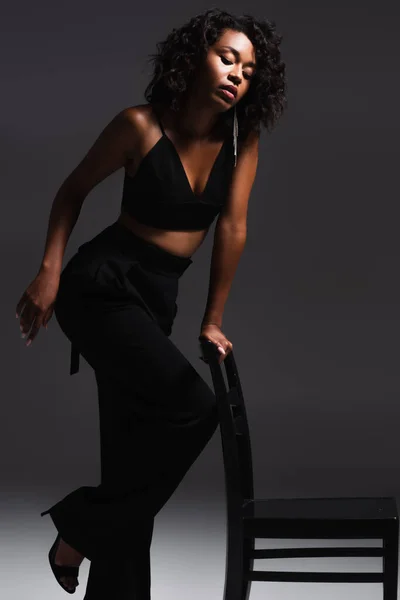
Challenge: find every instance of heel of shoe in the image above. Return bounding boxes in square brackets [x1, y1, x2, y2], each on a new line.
[40, 509, 51, 517]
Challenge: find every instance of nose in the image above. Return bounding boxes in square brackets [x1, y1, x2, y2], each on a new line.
[229, 73, 241, 86]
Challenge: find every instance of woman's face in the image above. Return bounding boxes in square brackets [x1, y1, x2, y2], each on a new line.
[194, 28, 257, 110]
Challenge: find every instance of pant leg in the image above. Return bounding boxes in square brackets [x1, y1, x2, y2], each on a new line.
[44, 293, 219, 595]
[84, 551, 152, 600]
[84, 370, 154, 600]
[84, 508, 154, 600]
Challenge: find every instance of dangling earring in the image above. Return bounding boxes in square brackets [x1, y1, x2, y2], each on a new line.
[233, 105, 238, 167]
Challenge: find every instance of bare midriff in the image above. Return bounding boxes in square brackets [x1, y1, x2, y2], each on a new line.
[116, 210, 209, 258]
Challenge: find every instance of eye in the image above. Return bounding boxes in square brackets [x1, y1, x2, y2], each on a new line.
[220, 55, 254, 81]
[220, 55, 232, 65]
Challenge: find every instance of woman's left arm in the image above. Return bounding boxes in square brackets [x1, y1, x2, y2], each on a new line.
[200, 129, 260, 334]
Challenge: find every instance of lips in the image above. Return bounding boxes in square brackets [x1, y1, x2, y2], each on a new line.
[220, 84, 237, 97]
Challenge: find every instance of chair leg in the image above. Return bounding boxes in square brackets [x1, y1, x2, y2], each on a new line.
[223, 528, 246, 600]
[240, 537, 254, 600]
[383, 526, 399, 600]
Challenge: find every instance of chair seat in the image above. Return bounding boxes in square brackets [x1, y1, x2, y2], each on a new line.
[242, 497, 398, 521]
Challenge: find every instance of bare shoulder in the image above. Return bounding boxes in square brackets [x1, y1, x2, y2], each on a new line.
[61, 104, 156, 197]
[122, 103, 158, 133]
[120, 103, 161, 156]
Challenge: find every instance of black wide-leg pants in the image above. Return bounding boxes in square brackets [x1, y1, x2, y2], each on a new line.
[40, 221, 219, 599]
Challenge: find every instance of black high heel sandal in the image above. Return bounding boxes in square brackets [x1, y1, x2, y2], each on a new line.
[46, 532, 80, 594]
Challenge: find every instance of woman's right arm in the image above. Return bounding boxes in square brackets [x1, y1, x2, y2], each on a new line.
[16, 107, 140, 345]
[40, 107, 139, 277]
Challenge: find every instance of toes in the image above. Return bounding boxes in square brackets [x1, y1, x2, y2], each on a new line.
[60, 576, 77, 591]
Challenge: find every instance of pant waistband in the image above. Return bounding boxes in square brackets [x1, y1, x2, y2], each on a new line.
[70, 221, 194, 375]
[106, 221, 194, 277]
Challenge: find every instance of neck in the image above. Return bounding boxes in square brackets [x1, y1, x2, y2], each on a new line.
[161, 98, 223, 141]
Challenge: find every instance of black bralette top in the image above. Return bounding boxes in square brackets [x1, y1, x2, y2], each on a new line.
[120, 107, 235, 230]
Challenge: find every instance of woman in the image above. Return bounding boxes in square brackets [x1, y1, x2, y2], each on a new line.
[16, 7, 286, 599]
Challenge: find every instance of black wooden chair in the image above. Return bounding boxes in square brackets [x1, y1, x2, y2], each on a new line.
[198, 338, 399, 600]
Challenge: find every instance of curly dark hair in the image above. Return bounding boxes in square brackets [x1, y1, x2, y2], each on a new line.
[144, 7, 287, 142]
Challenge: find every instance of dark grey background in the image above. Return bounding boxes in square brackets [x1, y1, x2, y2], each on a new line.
[3, 1, 400, 598]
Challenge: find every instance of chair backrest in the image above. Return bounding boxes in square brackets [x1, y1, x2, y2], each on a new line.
[199, 339, 254, 519]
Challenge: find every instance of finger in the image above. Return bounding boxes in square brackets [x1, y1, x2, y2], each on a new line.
[218, 344, 232, 363]
[21, 307, 42, 337]
[16, 293, 28, 318]
[221, 348, 229, 361]
[211, 340, 225, 354]
[43, 308, 53, 328]
[24, 312, 41, 336]
[206, 335, 222, 348]
[200, 334, 226, 356]
[26, 318, 42, 346]
[20, 304, 37, 334]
